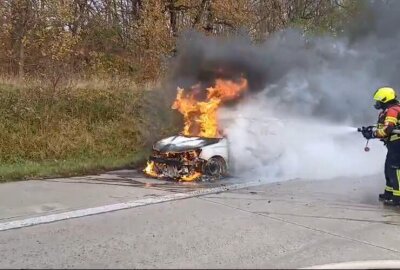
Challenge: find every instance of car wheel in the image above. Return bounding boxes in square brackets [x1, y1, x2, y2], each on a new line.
[203, 156, 227, 178]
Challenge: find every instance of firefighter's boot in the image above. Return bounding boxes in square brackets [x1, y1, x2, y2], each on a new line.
[384, 194, 400, 206]
[379, 190, 393, 201]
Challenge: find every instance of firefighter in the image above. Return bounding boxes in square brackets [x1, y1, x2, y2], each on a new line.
[362, 87, 400, 206]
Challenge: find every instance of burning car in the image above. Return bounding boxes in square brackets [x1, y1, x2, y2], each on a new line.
[144, 76, 248, 181]
[145, 135, 229, 181]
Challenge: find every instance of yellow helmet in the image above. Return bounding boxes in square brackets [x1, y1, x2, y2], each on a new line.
[373, 87, 397, 103]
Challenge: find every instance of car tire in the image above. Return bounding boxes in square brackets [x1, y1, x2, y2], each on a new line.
[203, 156, 227, 179]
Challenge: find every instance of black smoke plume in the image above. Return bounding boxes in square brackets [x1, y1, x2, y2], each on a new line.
[170, 0, 400, 125]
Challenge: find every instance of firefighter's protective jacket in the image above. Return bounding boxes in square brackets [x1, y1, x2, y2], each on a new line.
[375, 103, 400, 141]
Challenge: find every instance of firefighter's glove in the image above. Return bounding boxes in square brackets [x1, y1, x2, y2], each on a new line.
[362, 127, 375, 140]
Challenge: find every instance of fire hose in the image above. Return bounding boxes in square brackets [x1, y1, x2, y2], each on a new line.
[357, 125, 400, 152]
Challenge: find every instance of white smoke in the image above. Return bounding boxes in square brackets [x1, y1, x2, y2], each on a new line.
[220, 92, 386, 181]
[172, 1, 400, 181]
[215, 5, 400, 181]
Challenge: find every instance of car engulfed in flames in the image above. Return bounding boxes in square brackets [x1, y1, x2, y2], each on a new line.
[145, 135, 229, 181]
[144, 75, 248, 181]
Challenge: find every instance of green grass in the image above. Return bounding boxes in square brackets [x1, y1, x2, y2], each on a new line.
[0, 77, 178, 182]
[0, 149, 150, 183]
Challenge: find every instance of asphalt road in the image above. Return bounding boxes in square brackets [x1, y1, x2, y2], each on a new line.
[0, 170, 400, 269]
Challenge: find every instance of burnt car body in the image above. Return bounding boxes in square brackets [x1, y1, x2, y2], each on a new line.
[148, 135, 229, 180]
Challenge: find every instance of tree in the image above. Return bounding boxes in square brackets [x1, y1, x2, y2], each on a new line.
[0, 0, 362, 82]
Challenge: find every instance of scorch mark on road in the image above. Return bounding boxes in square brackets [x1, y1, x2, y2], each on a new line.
[0, 180, 262, 232]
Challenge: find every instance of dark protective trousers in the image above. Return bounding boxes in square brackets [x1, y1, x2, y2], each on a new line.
[384, 140, 400, 201]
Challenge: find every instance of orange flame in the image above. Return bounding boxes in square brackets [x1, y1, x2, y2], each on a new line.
[172, 77, 248, 138]
[181, 172, 202, 181]
[143, 161, 158, 177]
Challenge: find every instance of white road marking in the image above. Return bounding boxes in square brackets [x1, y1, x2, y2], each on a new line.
[0, 180, 262, 232]
[302, 260, 400, 269]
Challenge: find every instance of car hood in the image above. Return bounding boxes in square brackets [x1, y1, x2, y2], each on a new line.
[153, 135, 222, 153]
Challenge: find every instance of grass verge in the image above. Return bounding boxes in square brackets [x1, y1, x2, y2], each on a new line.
[0, 77, 178, 182]
[0, 149, 150, 183]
